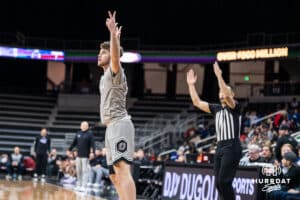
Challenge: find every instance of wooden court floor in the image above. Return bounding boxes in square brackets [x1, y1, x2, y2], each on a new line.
[0, 180, 107, 200]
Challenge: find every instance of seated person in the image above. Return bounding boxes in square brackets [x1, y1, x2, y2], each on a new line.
[268, 152, 300, 200]
[239, 144, 264, 166]
[47, 148, 60, 177]
[261, 145, 276, 164]
[134, 148, 150, 165]
[59, 157, 77, 188]
[0, 154, 8, 172]
[87, 148, 109, 189]
[6, 147, 24, 181]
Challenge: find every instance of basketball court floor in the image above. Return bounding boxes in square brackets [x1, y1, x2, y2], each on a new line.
[0, 180, 107, 200]
[0, 179, 147, 200]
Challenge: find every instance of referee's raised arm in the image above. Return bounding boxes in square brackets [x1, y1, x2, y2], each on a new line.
[213, 61, 236, 109]
[186, 69, 211, 113]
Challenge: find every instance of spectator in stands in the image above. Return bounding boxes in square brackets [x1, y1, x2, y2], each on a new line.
[134, 148, 150, 165]
[59, 157, 77, 188]
[183, 124, 198, 140]
[269, 151, 300, 200]
[6, 146, 24, 181]
[261, 145, 276, 164]
[247, 111, 258, 126]
[289, 109, 300, 130]
[275, 124, 298, 162]
[34, 128, 51, 182]
[0, 154, 8, 172]
[239, 144, 264, 166]
[198, 123, 211, 139]
[68, 121, 95, 192]
[290, 97, 299, 110]
[47, 148, 60, 177]
[274, 110, 287, 131]
[261, 123, 273, 141]
[87, 148, 109, 189]
[257, 130, 269, 148]
[281, 144, 294, 158]
[175, 148, 185, 163]
[208, 143, 216, 154]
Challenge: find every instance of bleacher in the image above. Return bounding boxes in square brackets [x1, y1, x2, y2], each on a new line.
[0, 92, 217, 155]
[0, 94, 58, 154]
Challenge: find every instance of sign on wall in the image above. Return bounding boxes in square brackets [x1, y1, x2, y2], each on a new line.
[162, 163, 259, 200]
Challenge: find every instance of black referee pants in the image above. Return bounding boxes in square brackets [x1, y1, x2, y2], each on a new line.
[214, 139, 242, 200]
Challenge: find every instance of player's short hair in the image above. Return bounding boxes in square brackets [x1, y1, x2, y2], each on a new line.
[100, 41, 123, 57]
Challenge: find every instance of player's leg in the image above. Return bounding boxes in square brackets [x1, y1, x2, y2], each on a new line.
[106, 126, 125, 199]
[113, 160, 136, 200]
[111, 119, 136, 200]
[109, 171, 125, 200]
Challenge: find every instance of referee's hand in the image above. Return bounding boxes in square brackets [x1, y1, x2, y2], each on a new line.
[187, 69, 197, 85]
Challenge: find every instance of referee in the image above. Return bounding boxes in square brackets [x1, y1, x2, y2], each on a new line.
[187, 62, 242, 200]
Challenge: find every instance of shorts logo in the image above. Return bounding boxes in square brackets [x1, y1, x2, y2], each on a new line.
[116, 140, 127, 153]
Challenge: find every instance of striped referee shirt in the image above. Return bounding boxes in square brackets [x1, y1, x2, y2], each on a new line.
[209, 102, 242, 142]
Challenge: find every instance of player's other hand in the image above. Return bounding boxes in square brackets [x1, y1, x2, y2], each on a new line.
[187, 69, 197, 85]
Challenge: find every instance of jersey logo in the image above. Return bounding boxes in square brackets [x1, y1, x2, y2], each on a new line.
[116, 140, 128, 153]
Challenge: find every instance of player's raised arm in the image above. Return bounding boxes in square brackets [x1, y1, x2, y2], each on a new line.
[187, 69, 211, 113]
[213, 61, 236, 109]
[105, 10, 122, 74]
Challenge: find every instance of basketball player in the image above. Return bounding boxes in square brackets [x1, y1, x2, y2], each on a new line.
[187, 62, 242, 200]
[97, 11, 136, 200]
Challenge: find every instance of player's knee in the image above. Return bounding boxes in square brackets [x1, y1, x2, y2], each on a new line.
[114, 160, 130, 171]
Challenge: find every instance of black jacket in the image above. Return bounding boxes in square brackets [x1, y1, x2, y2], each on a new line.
[281, 165, 300, 191]
[69, 130, 95, 158]
[34, 135, 51, 155]
[90, 155, 107, 168]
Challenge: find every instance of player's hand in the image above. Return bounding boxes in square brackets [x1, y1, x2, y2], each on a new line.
[213, 61, 222, 77]
[105, 10, 122, 39]
[186, 69, 197, 85]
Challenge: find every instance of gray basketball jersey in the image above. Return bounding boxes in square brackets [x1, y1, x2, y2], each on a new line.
[99, 66, 128, 125]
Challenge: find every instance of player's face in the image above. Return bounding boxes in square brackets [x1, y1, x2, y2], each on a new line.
[98, 48, 110, 69]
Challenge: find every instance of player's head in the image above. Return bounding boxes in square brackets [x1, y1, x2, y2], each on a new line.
[219, 85, 235, 104]
[80, 121, 89, 132]
[40, 128, 48, 137]
[98, 41, 123, 70]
